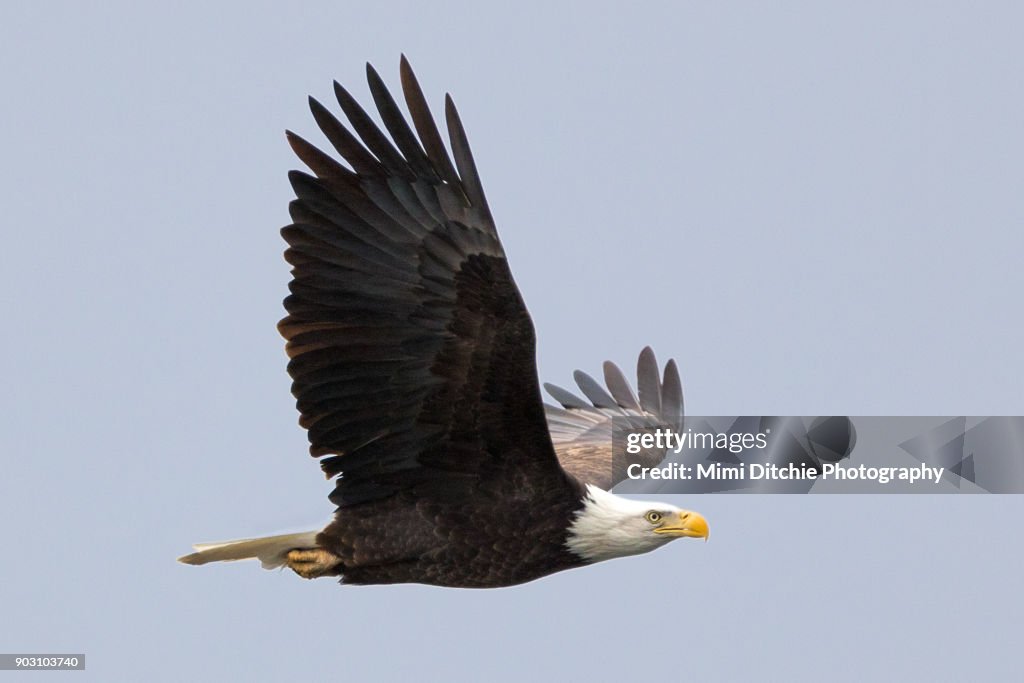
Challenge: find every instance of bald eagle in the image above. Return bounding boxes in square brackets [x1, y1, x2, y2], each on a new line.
[178, 58, 708, 588]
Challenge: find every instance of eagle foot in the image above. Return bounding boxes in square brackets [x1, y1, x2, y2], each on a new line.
[285, 548, 342, 579]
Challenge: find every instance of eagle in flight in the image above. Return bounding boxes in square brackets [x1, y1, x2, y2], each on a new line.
[178, 58, 708, 588]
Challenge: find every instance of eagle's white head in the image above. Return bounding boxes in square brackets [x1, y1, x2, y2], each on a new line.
[565, 485, 709, 564]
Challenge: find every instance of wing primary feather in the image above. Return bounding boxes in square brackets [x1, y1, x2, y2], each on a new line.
[333, 79, 414, 180]
[662, 358, 684, 429]
[602, 361, 640, 410]
[308, 96, 382, 177]
[636, 346, 662, 415]
[366, 63, 438, 181]
[543, 382, 591, 410]
[573, 370, 617, 409]
[398, 55, 463, 191]
[444, 94, 492, 219]
[286, 130, 358, 182]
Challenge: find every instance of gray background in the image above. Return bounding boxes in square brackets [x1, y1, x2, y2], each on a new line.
[2, 1, 1021, 681]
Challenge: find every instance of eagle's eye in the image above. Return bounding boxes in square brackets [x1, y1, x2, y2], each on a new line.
[645, 511, 662, 524]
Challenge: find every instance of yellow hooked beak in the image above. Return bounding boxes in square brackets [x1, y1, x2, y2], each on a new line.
[653, 510, 709, 541]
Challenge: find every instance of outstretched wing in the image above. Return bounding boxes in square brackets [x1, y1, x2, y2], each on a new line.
[280, 58, 573, 507]
[544, 347, 683, 490]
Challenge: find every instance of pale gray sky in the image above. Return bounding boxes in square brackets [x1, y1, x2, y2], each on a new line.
[1, 2, 1021, 681]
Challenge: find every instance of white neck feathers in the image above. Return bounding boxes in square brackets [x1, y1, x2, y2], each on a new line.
[565, 485, 675, 564]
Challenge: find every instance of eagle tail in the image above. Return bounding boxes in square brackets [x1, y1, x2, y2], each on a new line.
[177, 531, 320, 569]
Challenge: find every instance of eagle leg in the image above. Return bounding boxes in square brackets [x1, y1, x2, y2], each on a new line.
[285, 548, 342, 579]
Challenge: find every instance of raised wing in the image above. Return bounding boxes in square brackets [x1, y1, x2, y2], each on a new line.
[280, 58, 573, 507]
[544, 347, 683, 490]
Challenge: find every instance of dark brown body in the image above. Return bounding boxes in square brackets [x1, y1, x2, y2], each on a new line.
[319, 479, 587, 587]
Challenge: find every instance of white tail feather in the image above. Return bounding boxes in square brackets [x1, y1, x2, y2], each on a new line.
[177, 531, 320, 569]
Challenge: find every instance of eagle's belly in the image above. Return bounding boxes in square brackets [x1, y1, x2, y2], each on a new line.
[323, 493, 586, 587]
